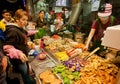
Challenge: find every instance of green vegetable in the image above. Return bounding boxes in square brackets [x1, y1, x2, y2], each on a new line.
[63, 77, 72, 84]
[53, 65, 66, 73]
[34, 28, 46, 39]
[60, 72, 67, 78]
[72, 71, 79, 76]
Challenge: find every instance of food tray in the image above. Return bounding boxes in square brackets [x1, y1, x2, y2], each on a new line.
[30, 52, 57, 76]
[43, 48, 61, 64]
[38, 69, 64, 84]
[30, 49, 64, 84]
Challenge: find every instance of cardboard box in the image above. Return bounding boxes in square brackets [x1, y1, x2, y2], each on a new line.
[101, 25, 120, 50]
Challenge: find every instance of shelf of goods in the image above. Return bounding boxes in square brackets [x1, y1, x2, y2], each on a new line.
[31, 36, 119, 84]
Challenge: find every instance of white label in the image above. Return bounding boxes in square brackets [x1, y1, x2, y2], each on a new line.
[91, 0, 100, 11]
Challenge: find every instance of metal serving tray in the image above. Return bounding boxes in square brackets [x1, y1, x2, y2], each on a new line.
[43, 48, 61, 64]
[38, 68, 64, 84]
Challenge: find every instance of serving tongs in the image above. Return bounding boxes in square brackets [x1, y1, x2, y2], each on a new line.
[65, 47, 100, 67]
[67, 47, 100, 61]
[82, 47, 100, 61]
[79, 47, 100, 68]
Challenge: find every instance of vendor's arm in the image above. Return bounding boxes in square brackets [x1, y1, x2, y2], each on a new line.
[85, 28, 95, 50]
[85, 20, 98, 50]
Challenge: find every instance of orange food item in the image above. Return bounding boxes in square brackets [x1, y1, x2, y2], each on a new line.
[52, 34, 60, 39]
[43, 74, 55, 83]
[39, 69, 62, 84]
[66, 48, 75, 54]
[75, 43, 85, 50]
[42, 80, 46, 84]
[50, 78, 62, 84]
[39, 70, 52, 79]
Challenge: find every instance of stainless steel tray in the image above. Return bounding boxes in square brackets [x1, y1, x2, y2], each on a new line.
[43, 48, 61, 64]
[30, 49, 63, 84]
[38, 69, 64, 84]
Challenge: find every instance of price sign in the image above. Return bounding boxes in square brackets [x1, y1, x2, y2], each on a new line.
[91, 0, 100, 11]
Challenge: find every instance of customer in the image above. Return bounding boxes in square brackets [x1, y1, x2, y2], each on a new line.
[54, 13, 64, 31]
[0, 22, 8, 84]
[36, 10, 48, 28]
[49, 7, 55, 25]
[85, 3, 118, 55]
[0, 9, 14, 25]
[3, 9, 35, 84]
[62, 7, 71, 24]
[0, 42, 7, 84]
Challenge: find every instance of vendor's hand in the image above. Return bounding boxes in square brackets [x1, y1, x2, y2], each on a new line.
[84, 40, 89, 51]
[19, 53, 28, 63]
[2, 56, 8, 72]
[84, 45, 88, 51]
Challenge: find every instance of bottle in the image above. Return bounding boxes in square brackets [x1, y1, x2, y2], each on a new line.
[40, 39, 44, 49]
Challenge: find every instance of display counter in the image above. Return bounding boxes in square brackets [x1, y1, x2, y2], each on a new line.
[30, 49, 119, 84]
[29, 36, 119, 84]
[30, 49, 61, 84]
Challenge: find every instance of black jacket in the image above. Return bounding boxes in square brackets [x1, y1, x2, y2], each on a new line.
[36, 18, 47, 28]
[0, 40, 4, 59]
[5, 25, 29, 55]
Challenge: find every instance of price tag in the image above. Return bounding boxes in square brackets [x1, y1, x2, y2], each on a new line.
[91, 0, 100, 11]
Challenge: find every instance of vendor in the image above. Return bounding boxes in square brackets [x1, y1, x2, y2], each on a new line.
[85, 3, 119, 55]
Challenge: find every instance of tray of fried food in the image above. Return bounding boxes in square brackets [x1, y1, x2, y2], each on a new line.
[74, 51, 119, 84]
[39, 69, 63, 84]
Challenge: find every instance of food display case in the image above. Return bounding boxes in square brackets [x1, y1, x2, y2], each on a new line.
[30, 35, 119, 84]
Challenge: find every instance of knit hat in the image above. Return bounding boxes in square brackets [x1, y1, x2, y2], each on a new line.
[98, 3, 112, 17]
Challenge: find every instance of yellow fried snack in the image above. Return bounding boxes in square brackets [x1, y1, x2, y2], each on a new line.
[43, 74, 55, 83]
[50, 78, 62, 84]
[39, 70, 52, 79]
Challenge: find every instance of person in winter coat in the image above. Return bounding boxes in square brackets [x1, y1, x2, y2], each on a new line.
[0, 22, 8, 84]
[3, 9, 35, 84]
[0, 41, 8, 84]
[0, 9, 14, 25]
